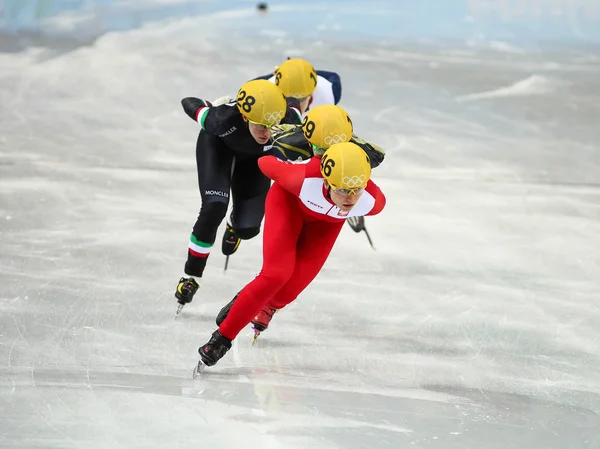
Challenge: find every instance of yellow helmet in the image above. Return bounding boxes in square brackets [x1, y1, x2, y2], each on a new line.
[320, 142, 371, 191]
[302, 104, 353, 149]
[274, 58, 318, 99]
[236, 79, 287, 127]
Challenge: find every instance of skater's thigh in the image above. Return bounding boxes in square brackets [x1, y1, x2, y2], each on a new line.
[270, 220, 344, 308]
[260, 183, 304, 276]
[229, 156, 271, 229]
[196, 131, 234, 203]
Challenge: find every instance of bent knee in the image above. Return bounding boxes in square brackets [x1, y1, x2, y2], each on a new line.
[193, 201, 229, 242]
[198, 201, 228, 224]
[235, 227, 260, 240]
[260, 263, 294, 287]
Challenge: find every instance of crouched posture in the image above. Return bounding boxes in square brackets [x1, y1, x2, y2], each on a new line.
[174, 79, 301, 314]
[196, 142, 386, 367]
[213, 105, 386, 332]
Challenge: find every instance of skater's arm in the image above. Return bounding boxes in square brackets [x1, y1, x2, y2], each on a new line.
[258, 156, 307, 196]
[350, 134, 385, 168]
[271, 125, 312, 161]
[283, 97, 302, 125]
[316, 70, 342, 104]
[364, 182, 386, 217]
[182, 99, 244, 136]
[181, 97, 212, 123]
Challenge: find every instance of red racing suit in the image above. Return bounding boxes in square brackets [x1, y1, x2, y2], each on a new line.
[218, 155, 386, 340]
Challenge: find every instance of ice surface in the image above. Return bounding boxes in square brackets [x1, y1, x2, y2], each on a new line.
[1, 2, 599, 448]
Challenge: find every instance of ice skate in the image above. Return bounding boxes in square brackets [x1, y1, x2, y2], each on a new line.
[215, 293, 239, 326]
[347, 215, 375, 249]
[195, 330, 232, 372]
[222, 223, 241, 272]
[252, 329, 262, 345]
[251, 305, 278, 343]
[174, 277, 199, 317]
[192, 360, 205, 379]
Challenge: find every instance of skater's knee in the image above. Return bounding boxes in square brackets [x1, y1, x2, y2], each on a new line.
[197, 201, 228, 229]
[270, 296, 295, 310]
[192, 201, 228, 243]
[260, 263, 294, 287]
[235, 226, 260, 240]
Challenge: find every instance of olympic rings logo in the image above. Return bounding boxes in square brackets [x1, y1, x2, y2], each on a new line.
[342, 175, 366, 188]
[263, 110, 285, 125]
[287, 91, 310, 99]
[324, 134, 348, 146]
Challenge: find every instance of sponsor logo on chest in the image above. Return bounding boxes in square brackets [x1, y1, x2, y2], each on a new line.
[306, 199, 324, 209]
[219, 127, 236, 137]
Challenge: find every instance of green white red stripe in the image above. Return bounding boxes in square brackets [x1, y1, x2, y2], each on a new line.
[188, 234, 211, 258]
[196, 107, 210, 129]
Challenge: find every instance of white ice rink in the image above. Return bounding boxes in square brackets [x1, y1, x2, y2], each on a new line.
[1, 1, 599, 448]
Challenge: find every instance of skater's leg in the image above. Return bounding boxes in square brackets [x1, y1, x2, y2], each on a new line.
[185, 132, 233, 276]
[175, 132, 233, 307]
[222, 155, 271, 255]
[218, 184, 303, 340]
[269, 219, 344, 310]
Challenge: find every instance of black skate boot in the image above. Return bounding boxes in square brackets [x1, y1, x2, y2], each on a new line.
[215, 292, 239, 326]
[174, 277, 199, 317]
[222, 224, 242, 272]
[198, 331, 232, 367]
[251, 306, 278, 344]
[222, 223, 241, 256]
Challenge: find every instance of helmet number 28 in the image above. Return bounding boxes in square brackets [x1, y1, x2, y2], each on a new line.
[321, 153, 335, 177]
[237, 90, 256, 113]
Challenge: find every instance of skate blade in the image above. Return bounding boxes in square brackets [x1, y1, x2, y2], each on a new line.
[252, 329, 261, 345]
[174, 303, 184, 319]
[363, 227, 376, 250]
[224, 255, 230, 273]
[192, 360, 206, 379]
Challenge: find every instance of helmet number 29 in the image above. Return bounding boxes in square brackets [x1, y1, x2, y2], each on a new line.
[237, 90, 256, 113]
[302, 116, 316, 139]
[321, 153, 335, 177]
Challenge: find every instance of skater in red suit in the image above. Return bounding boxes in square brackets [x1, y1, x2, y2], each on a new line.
[195, 141, 386, 368]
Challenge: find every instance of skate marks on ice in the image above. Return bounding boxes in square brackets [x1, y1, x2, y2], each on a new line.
[2, 365, 599, 449]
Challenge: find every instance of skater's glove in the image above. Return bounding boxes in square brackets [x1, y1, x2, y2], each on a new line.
[347, 216, 365, 232]
[181, 97, 213, 121]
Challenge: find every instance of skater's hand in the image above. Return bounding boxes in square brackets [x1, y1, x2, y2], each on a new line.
[347, 216, 365, 232]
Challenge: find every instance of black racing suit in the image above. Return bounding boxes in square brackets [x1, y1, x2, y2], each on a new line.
[181, 98, 301, 278]
[270, 124, 385, 167]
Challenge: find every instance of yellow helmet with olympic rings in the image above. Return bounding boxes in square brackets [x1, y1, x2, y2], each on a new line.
[302, 104, 353, 149]
[320, 141, 371, 191]
[274, 58, 318, 99]
[236, 79, 287, 127]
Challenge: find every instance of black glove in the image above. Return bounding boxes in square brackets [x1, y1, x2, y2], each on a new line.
[347, 216, 365, 233]
[181, 97, 212, 121]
